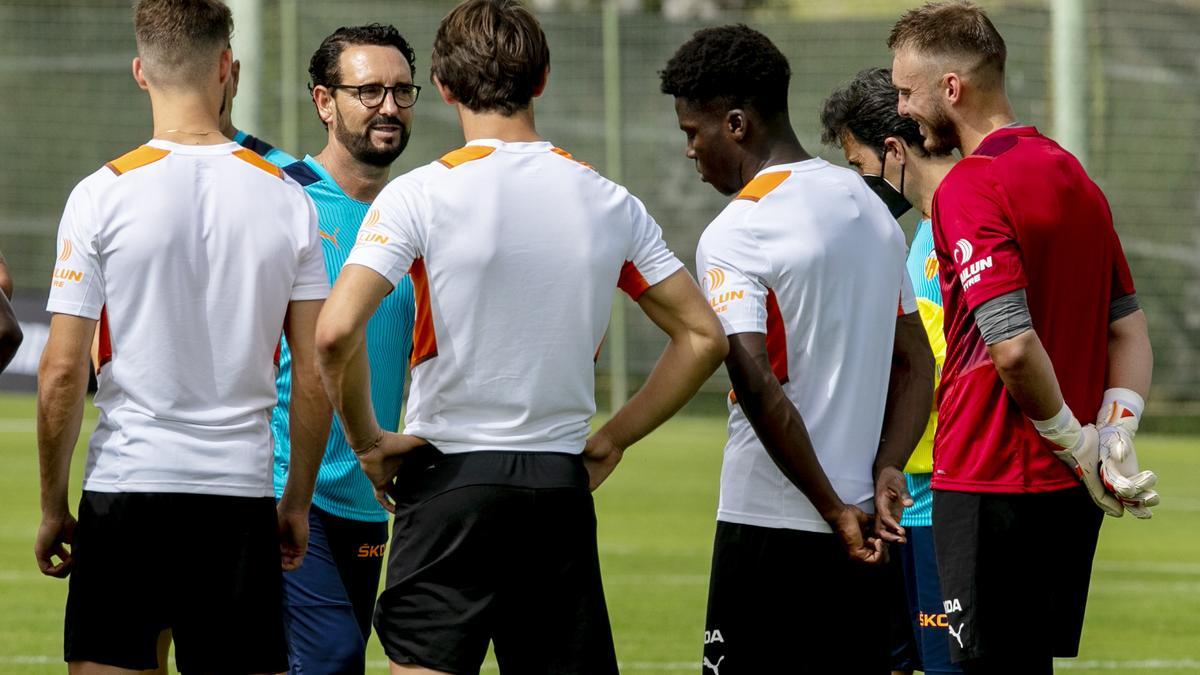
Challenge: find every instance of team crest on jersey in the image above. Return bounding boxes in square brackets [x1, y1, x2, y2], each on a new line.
[924, 249, 938, 280]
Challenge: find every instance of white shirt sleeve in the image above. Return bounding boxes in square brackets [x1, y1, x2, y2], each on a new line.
[899, 264, 917, 315]
[343, 177, 425, 287]
[618, 194, 684, 298]
[291, 190, 331, 301]
[695, 217, 772, 336]
[46, 182, 105, 319]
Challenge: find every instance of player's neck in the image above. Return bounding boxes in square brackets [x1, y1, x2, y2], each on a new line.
[915, 155, 958, 217]
[149, 91, 228, 146]
[457, 105, 543, 144]
[314, 143, 390, 203]
[957, 97, 1017, 156]
[744, 127, 811, 180]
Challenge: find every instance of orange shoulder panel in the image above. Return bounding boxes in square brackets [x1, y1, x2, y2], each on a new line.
[438, 145, 495, 168]
[551, 147, 595, 171]
[735, 171, 790, 202]
[105, 145, 170, 176]
[233, 148, 283, 179]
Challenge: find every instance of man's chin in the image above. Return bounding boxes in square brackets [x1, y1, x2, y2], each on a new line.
[352, 140, 407, 167]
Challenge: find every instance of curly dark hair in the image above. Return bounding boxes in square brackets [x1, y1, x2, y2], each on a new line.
[660, 24, 791, 119]
[308, 23, 416, 89]
[819, 67, 928, 159]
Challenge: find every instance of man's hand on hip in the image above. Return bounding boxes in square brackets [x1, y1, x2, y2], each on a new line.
[356, 432, 427, 513]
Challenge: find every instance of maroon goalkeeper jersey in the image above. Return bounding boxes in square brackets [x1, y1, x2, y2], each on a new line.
[930, 125, 1136, 493]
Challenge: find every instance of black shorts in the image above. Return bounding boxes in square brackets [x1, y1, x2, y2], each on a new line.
[932, 486, 1103, 666]
[703, 520, 891, 675]
[375, 448, 617, 675]
[65, 491, 287, 673]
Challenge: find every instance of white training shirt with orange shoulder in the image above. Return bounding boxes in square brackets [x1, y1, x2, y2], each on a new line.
[344, 139, 683, 455]
[47, 139, 328, 497]
[695, 159, 916, 533]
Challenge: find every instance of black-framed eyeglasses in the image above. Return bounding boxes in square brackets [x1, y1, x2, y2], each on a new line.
[326, 83, 421, 109]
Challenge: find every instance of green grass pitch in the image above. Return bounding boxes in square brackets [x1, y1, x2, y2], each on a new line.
[0, 392, 1196, 673]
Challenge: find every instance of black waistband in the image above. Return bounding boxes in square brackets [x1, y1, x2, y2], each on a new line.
[389, 446, 588, 502]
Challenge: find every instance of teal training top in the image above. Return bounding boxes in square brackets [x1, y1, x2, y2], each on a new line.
[901, 218, 942, 529]
[233, 129, 298, 168]
[271, 156, 415, 522]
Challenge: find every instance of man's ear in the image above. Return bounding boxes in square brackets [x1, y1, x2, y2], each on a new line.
[433, 75, 458, 106]
[943, 72, 963, 106]
[725, 109, 749, 143]
[230, 59, 241, 98]
[132, 57, 150, 91]
[312, 84, 336, 127]
[532, 65, 549, 98]
[883, 136, 906, 165]
[217, 48, 232, 87]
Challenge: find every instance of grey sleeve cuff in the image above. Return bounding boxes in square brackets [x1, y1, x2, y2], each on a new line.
[974, 289, 1034, 345]
[1110, 292, 1140, 324]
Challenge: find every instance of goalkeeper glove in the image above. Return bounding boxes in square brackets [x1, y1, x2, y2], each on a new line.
[1033, 404, 1123, 517]
[1096, 388, 1159, 519]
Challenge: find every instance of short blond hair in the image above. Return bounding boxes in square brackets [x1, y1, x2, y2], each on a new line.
[134, 0, 233, 86]
[888, 1, 1006, 87]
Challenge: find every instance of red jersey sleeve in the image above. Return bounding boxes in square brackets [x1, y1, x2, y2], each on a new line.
[935, 159, 1027, 310]
[1108, 224, 1136, 300]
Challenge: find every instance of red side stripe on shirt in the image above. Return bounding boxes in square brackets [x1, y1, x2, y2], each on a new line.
[410, 258, 438, 366]
[765, 289, 789, 384]
[618, 261, 650, 300]
[96, 305, 112, 371]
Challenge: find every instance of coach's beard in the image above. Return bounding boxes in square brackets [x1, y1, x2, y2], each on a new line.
[336, 110, 409, 167]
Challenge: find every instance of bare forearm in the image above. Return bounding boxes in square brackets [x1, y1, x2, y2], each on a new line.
[282, 359, 332, 509]
[875, 317, 935, 477]
[317, 331, 381, 451]
[598, 330, 724, 451]
[989, 329, 1064, 420]
[1106, 310, 1152, 399]
[731, 355, 844, 521]
[37, 364, 88, 515]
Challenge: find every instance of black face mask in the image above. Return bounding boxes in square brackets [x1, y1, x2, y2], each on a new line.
[863, 152, 912, 219]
